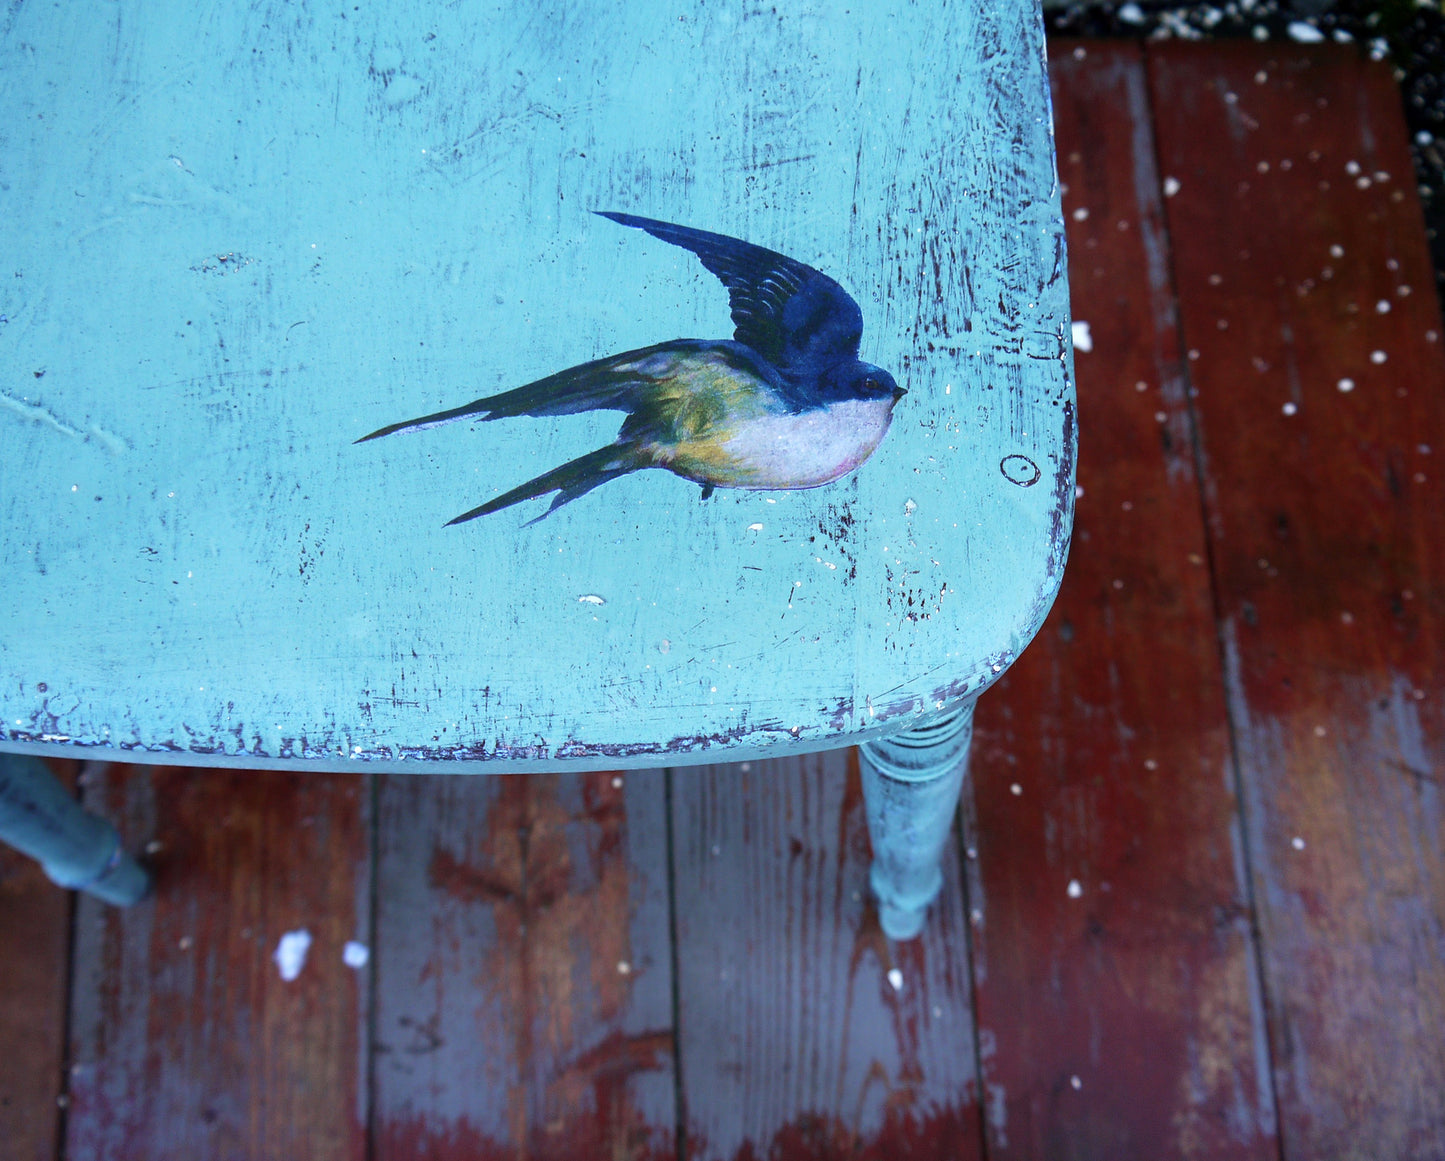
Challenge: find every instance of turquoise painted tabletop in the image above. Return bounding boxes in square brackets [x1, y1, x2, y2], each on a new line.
[0, 0, 1074, 772]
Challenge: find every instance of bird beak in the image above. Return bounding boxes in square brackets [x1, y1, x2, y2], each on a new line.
[891, 385, 907, 402]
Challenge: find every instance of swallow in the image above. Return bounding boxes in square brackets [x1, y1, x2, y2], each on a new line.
[356, 211, 905, 525]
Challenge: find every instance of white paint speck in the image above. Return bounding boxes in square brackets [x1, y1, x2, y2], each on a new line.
[1371, 350, 1388, 364]
[578, 594, 605, 606]
[1071, 320, 1093, 352]
[1287, 21, 1325, 43]
[747, 522, 764, 531]
[1119, 1, 1145, 21]
[887, 968, 904, 991]
[617, 960, 632, 975]
[1330, 244, 1345, 258]
[1163, 176, 1182, 198]
[1337, 378, 1355, 393]
[1071, 1075, 1083, 1090]
[274, 929, 312, 982]
[1291, 836, 1307, 851]
[1345, 161, 1362, 176]
[1376, 300, 1392, 313]
[1010, 782, 1023, 796]
[1067, 879, 1083, 899]
[343, 941, 369, 969]
[1075, 484, 1085, 499]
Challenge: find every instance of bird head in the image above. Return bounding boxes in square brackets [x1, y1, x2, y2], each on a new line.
[842, 362, 906, 406]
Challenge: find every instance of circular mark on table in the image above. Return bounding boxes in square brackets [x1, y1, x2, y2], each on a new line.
[1000, 454, 1041, 487]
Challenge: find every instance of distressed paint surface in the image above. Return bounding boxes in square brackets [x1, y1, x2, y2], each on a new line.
[966, 43, 1277, 1159]
[1149, 44, 1445, 1158]
[65, 765, 370, 1160]
[671, 750, 983, 1159]
[0, 0, 1073, 769]
[372, 770, 675, 1159]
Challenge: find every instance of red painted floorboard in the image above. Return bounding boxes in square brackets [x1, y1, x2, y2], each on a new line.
[1150, 42, 1445, 1159]
[64, 765, 370, 1161]
[965, 42, 1277, 1160]
[671, 750, 983, 1161]
[371, 770, 676, 1161]
[0, 760, 75, 1161]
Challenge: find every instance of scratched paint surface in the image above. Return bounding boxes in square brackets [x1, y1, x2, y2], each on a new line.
[0, 0, 1072, 768]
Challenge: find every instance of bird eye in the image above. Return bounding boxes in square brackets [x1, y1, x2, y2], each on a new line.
[863, 378, 879, 391]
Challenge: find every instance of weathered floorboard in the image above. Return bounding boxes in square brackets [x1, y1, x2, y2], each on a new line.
[964, 41, 1278, 1159]
[65, 765, 371, 1161]
[371, 770, 675, 1161]
[671, 750, 982, 1161]
[0, 759, 76, 1161]
[1150, 42, 1445, 1159]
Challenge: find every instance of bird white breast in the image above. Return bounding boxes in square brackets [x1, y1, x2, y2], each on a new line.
[718, 397, 898, 488]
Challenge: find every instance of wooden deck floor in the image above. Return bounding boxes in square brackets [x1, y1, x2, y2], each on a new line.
[3, 40, 1444, 1161]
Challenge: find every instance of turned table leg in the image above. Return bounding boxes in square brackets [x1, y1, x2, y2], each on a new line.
[860, 702, 974, 940]
[0, 754, 150, 905]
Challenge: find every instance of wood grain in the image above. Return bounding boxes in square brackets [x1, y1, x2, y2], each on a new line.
[963, 42, 1278, 1159]
[671, 750, 981, 1160]
[1150, 42, 1445, 1159]
[0, 759, 76, 1161]
[371, 770, 675, 1160]
[65, 764, 371, 1161]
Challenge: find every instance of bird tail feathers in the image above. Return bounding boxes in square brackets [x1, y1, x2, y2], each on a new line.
[354, 347, 673, 443]
[446, 443, 648, 526]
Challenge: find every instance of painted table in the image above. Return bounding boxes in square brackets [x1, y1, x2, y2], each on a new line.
[0, 0, 1074, 937]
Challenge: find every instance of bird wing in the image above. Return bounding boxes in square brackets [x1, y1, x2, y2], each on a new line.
[596, 212, 863, 388]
